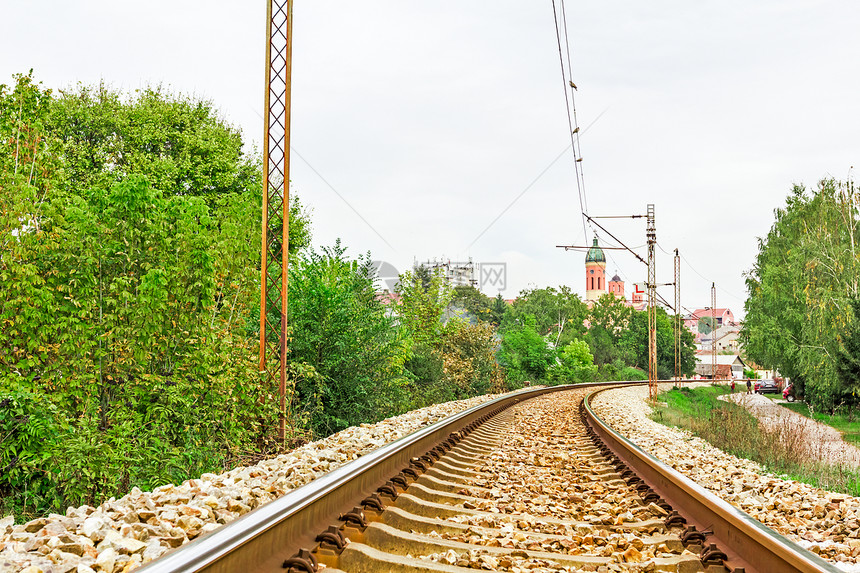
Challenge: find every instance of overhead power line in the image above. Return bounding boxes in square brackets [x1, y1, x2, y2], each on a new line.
[658, 242, 746, 303]
[550, 0, 589, 240]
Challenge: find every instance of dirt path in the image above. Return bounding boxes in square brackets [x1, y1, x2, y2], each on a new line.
[721, 391, 860, 467]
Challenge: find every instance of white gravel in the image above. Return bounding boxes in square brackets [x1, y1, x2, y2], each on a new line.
[592, 383, 860, 573]
[0, 388, 528, 573]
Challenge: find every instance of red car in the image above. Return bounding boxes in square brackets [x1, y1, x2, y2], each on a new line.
[782, 384, 796, 402]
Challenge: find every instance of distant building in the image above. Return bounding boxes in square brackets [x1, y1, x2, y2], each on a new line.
[423, 259, 478, 288]
[583, 238, 647, 311]
[695, 354, 747, 379]
[608, 274, 624, 298]
[687, 310, 739, 349]
[684, 308, 736, 332]
[584, 238, 607, 303]
[712, 325, 740, 352]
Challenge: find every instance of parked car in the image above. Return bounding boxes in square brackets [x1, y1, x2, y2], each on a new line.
[782, 384, 796, 402]
[755, 379, 779, 394]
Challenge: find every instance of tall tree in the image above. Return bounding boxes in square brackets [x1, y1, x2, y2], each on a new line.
[448, 285, 494, 324]
[834, 298, 860, 401]
[586, 294, 634, 367]
[742, 180, 858, 409]
[47, 83, 258, 203]
[0, 72, 313, 516]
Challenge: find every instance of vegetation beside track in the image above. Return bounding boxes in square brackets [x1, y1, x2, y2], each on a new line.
[651, 385, 860, 497]
[0, 71, 695, 522]
[742, 179, 860, 413]
[779, 402, 860, 447]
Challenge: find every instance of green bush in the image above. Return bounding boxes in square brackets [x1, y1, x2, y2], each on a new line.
[499, 315, 555, 382]
[548, 339, 597, 384]
[619, 366, 647, 381]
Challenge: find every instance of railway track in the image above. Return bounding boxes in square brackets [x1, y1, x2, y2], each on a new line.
[137, 383, 842, 573]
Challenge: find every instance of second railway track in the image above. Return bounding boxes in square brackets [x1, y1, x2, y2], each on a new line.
[138, 383, 842, 573]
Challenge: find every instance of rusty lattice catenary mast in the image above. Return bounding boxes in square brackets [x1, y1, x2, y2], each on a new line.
[260, 0, 293, 442]
[647, 204, 657, 398]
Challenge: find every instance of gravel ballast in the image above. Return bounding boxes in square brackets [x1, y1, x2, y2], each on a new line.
[413, 389, 700, 573]
[0, 390, 525, 573]
[592, 383, 860, 572]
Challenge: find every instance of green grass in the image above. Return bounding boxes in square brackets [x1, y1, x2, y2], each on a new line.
[651, 385, 860, 497]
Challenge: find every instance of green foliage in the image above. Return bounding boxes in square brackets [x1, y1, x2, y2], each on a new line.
[742, 180, 860, 410]
[499, 315, 555, 382]
[288, 242, 407, 436]
[448, 286, 496, 325]
[504, 286, 587, 348]
[743, 367, 760, 380]
[396, 265, 453, 346]
[585, 294, 695, 380]
[403, 344, 446, 402]
[0, 72, 307, 519]
[439, 320, 508, 397]
[491, 294, 508, 326]
[397, 275, 510, 406]
[618, 366, 648, 381]
[47, 83, 258, 204]
[835, 298, 860, 401]
[585, 295, 634, 367]
[548, 339, 597, 384]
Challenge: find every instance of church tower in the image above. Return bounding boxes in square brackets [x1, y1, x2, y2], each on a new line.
[608, 273, 624, 299]
[585, 237, 606, 302]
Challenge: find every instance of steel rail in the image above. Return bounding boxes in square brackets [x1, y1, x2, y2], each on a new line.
[136, 382, 624, 573]
[584, 384, 842, 573]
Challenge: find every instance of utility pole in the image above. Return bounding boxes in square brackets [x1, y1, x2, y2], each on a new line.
[647, 204, 657, 398]
[260, 0, 293, 442]
[674, 248, 681, 385]
[711, 283, 717, 383]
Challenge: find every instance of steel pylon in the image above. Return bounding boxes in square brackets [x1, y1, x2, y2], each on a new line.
[647, 204, 657, 398]
[260, 0, 293, 442]
[674, 248, 681, 385]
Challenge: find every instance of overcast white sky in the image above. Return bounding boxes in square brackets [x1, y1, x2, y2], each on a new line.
[3, 1, 858, 317]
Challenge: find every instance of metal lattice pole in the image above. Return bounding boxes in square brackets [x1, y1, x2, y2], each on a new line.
[711, 283, 717, 383]
[674, 248, 681, 385]
[260, 0, 293, 442]
[647, 204, 657, 398]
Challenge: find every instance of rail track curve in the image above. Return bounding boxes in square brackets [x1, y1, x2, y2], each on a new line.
[135, 382, 841, 573]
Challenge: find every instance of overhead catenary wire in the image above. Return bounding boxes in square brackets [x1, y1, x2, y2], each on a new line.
[550, 0, 589, 241]
[586, 215, 647, 266]
[559, 0, 588, 217]
[657, 241, 746, 303]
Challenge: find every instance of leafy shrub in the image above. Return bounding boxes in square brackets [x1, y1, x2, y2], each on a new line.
[499, 315, 555, 382]
[440, 321, 507, 397]
[548, 339, 597, 384]
[619, 366, 647, 381]
[0, 388, 64, 517]
[288, 243, 407, 436]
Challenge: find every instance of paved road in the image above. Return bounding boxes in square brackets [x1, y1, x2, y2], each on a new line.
[722, 391, 860, 468]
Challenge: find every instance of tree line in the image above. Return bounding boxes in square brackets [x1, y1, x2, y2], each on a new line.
[743, 179, 860, 412]
[0, 72, 693, 520]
